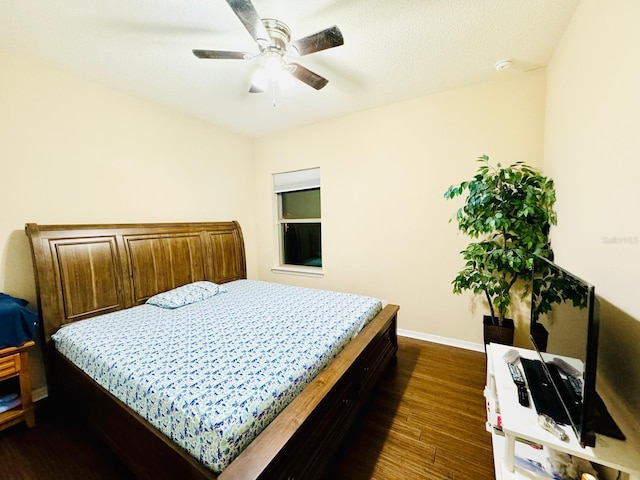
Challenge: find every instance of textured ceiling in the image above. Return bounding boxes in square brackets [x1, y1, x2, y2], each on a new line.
[1, 0, 580, 137]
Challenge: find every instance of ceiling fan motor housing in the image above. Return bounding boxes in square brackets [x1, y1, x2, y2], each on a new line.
[261, 18, 291, 52]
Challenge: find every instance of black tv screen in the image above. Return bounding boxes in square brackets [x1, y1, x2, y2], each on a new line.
[526, 255, 624, 448]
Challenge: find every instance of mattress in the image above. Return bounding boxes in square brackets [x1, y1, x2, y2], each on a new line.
[52, 280, 382, 473]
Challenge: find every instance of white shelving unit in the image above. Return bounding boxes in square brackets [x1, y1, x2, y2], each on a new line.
[485, 343, 640, 480]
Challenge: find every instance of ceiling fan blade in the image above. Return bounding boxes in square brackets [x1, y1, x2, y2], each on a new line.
[249, 84, 264, 93]
[225, 0, 270, 45]
[289, 63, 329, 90]
[290, 26, 344, 56]
[193, 49, 250, 60]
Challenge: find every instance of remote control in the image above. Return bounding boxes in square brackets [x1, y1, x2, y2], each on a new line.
[508, 362, 525, 385]
[508, 363, 530, 407]
[517, 385, 530, 407]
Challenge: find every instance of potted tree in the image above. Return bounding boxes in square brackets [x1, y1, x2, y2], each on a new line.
[444, 155, 557, 345]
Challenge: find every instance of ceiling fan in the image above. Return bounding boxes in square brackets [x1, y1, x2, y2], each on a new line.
[193, 0, 344, 93]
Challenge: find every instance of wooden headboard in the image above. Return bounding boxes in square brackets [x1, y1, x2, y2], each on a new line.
[26, 221, 246, 343]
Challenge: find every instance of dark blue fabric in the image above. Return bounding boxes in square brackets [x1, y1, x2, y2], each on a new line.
[0, 293, 37, 349]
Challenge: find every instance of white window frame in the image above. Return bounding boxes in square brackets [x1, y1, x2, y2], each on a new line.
[271, 168, 323, 277]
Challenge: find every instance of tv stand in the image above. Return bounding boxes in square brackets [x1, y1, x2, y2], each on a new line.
[485, 343, 640, 480]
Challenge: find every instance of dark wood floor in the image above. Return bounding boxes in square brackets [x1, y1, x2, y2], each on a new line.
[0, 337, 495, 480]
[330, 336, 495, 479]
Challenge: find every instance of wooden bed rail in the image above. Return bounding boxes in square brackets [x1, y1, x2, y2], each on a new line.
[220, 304, 399, 479]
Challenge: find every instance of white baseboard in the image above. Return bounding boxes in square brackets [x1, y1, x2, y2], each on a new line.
[398, 328, 485, 353]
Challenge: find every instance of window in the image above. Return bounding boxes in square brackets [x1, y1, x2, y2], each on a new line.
[273, 168, 322, 271]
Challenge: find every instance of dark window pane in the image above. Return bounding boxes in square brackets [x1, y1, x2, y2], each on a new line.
[282, 223, 322, 267]
[281, 188, 321, 219]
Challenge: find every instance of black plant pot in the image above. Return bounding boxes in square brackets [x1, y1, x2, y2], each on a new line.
[530, 323, 549, 352]
[483, 315, 515, 346]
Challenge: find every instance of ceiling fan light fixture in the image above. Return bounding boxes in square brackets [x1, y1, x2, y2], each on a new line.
[251, 56, 294, 95]
[251, 67, 268, 92]
[263, 51, 285, 81]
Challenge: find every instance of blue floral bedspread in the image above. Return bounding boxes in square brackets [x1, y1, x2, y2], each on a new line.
[52, 280, 381, 473]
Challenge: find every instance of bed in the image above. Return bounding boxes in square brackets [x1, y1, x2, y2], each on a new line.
[26, 221, 399, 480]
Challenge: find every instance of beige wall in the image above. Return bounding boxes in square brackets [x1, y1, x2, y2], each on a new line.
[544, 0, 640, 421]
[254, 70, 547, 345]
[0, 48, 257, 392]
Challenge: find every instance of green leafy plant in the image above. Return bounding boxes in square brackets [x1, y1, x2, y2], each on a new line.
[444, 155, 557, 326]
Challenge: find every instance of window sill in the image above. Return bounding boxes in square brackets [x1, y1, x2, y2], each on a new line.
[271, 265, 324, 278]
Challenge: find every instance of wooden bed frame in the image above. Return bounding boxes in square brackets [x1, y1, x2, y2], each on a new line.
[26, 221, 399, 480]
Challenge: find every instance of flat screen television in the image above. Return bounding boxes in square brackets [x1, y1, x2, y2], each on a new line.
[524, 255, 624, 448]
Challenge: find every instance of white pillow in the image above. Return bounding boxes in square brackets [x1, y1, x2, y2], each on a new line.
[145, 281, 227, 309]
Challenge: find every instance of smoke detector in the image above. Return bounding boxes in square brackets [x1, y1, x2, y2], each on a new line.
[494, 59, 513, 71]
